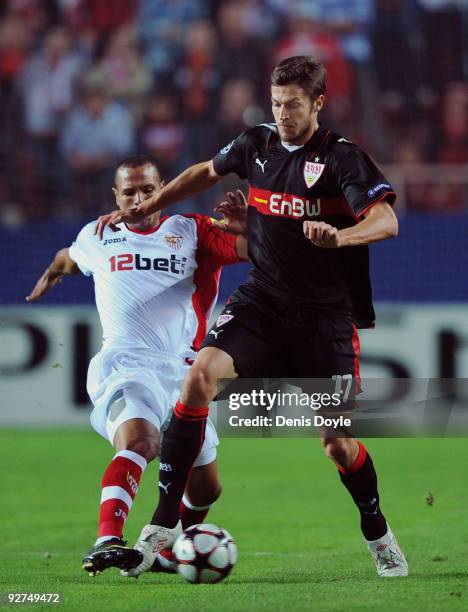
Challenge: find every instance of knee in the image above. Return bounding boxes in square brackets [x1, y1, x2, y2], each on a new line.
[188, 481, 222, 507]
[183, 365, 217, 404]
[322, 437, 357, 468]
[125, 436, 160, 462]
[209, 481, 222, 503]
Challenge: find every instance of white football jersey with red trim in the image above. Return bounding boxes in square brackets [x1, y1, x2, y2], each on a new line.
[69, 214, 239, 357]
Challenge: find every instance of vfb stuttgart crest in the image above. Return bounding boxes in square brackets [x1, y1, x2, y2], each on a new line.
[164, 234, 183, 250]
[303, 161, 325, 189]
[216, 314, 233, 327]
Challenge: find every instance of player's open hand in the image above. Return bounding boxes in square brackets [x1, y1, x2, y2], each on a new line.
[26, 270, 62, 302]
[303, 221, 342, 248]
[95, 206, 145, 240]
[214, 189, 248, 235]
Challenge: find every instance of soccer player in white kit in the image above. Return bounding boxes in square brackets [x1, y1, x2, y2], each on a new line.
[26, 156, 248, 576]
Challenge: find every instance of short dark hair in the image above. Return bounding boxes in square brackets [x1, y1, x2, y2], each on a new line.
[115, 155, 160, 183]
[271, 56, 327, 100]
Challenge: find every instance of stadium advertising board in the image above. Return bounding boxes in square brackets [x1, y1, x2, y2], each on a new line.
[1, 305, 466, 426]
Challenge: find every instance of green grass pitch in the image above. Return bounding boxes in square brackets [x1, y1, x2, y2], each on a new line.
[1, 431, 467, 611]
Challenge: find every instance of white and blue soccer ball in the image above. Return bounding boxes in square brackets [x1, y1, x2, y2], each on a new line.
[172, 523, 237, 584]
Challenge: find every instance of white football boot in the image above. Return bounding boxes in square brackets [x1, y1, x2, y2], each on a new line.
[366, 524, 408, 577]
[121, 521, 182, 578]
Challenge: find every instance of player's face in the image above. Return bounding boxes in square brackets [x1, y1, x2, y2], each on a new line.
[113, 164, 163, 229]
[271, 84, 323, 145]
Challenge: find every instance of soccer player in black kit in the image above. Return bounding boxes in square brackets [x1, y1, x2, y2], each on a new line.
[96, 56, 408, 578]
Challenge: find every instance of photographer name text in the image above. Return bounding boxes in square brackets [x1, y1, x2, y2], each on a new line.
[228, 415, 351, 429]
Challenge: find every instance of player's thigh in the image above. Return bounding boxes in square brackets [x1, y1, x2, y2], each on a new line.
[185, 459, 221, 506]
[104, 386, 166, 452]
[89, 348, 184, 443]
[180, 347, 237, 405]
[200, 300, 282, 377]
[189, 347, 237, 381]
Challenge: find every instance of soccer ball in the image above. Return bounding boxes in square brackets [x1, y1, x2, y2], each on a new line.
[172, 523, 237, 583]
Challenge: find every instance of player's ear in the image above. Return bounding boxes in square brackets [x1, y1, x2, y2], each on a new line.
[159, 179, 166, 189]
[112, 187, 118, 202]
[313, 95, 325, 113]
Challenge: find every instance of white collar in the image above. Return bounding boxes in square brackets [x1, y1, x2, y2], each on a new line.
[281, 141, 304, 152]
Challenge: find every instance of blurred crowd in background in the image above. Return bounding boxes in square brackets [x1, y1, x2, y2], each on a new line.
[0, 0, 467, 224]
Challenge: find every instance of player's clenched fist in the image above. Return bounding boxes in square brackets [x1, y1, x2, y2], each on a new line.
[303, 221, 342, 248]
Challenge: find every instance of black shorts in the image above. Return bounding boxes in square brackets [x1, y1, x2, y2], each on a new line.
[201, 293, 361, 381]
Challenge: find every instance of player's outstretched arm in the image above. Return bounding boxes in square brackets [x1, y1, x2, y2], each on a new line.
[26, 248, 80, 302]
[303, 201, 398, 249]
[95, 160, 223, 239]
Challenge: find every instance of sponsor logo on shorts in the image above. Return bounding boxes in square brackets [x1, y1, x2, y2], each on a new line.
[160, 463, 172, 472]
[164, 234, 183, 250]
[216, 314, 234, 327]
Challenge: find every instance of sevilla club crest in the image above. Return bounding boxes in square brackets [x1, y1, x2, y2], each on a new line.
[303, 161, 325, 189]
[164, 234, 183, 250]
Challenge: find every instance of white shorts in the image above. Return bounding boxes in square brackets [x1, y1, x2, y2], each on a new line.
[87, 347, 219, 468]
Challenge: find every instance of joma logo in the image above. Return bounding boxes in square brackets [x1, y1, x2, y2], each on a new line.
[103, 237, 127, 246]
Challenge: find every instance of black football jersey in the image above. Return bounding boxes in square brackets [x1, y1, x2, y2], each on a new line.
[212, 123, 396, 328]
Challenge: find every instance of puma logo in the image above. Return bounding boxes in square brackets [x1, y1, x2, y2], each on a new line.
[358, 497, 379, 515]
[255, 158, 268, 173]
[363, 508, 379, 516]
[158, 481, 172, 495]
[209, 329, 224, 339]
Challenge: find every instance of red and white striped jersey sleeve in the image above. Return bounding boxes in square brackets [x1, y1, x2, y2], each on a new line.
[185, 214, 242, 350]
[188, 214, 242, 267]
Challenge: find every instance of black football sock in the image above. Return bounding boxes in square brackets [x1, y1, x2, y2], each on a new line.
[151, 401, 208, 528]
[338, 442, 388, 541]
